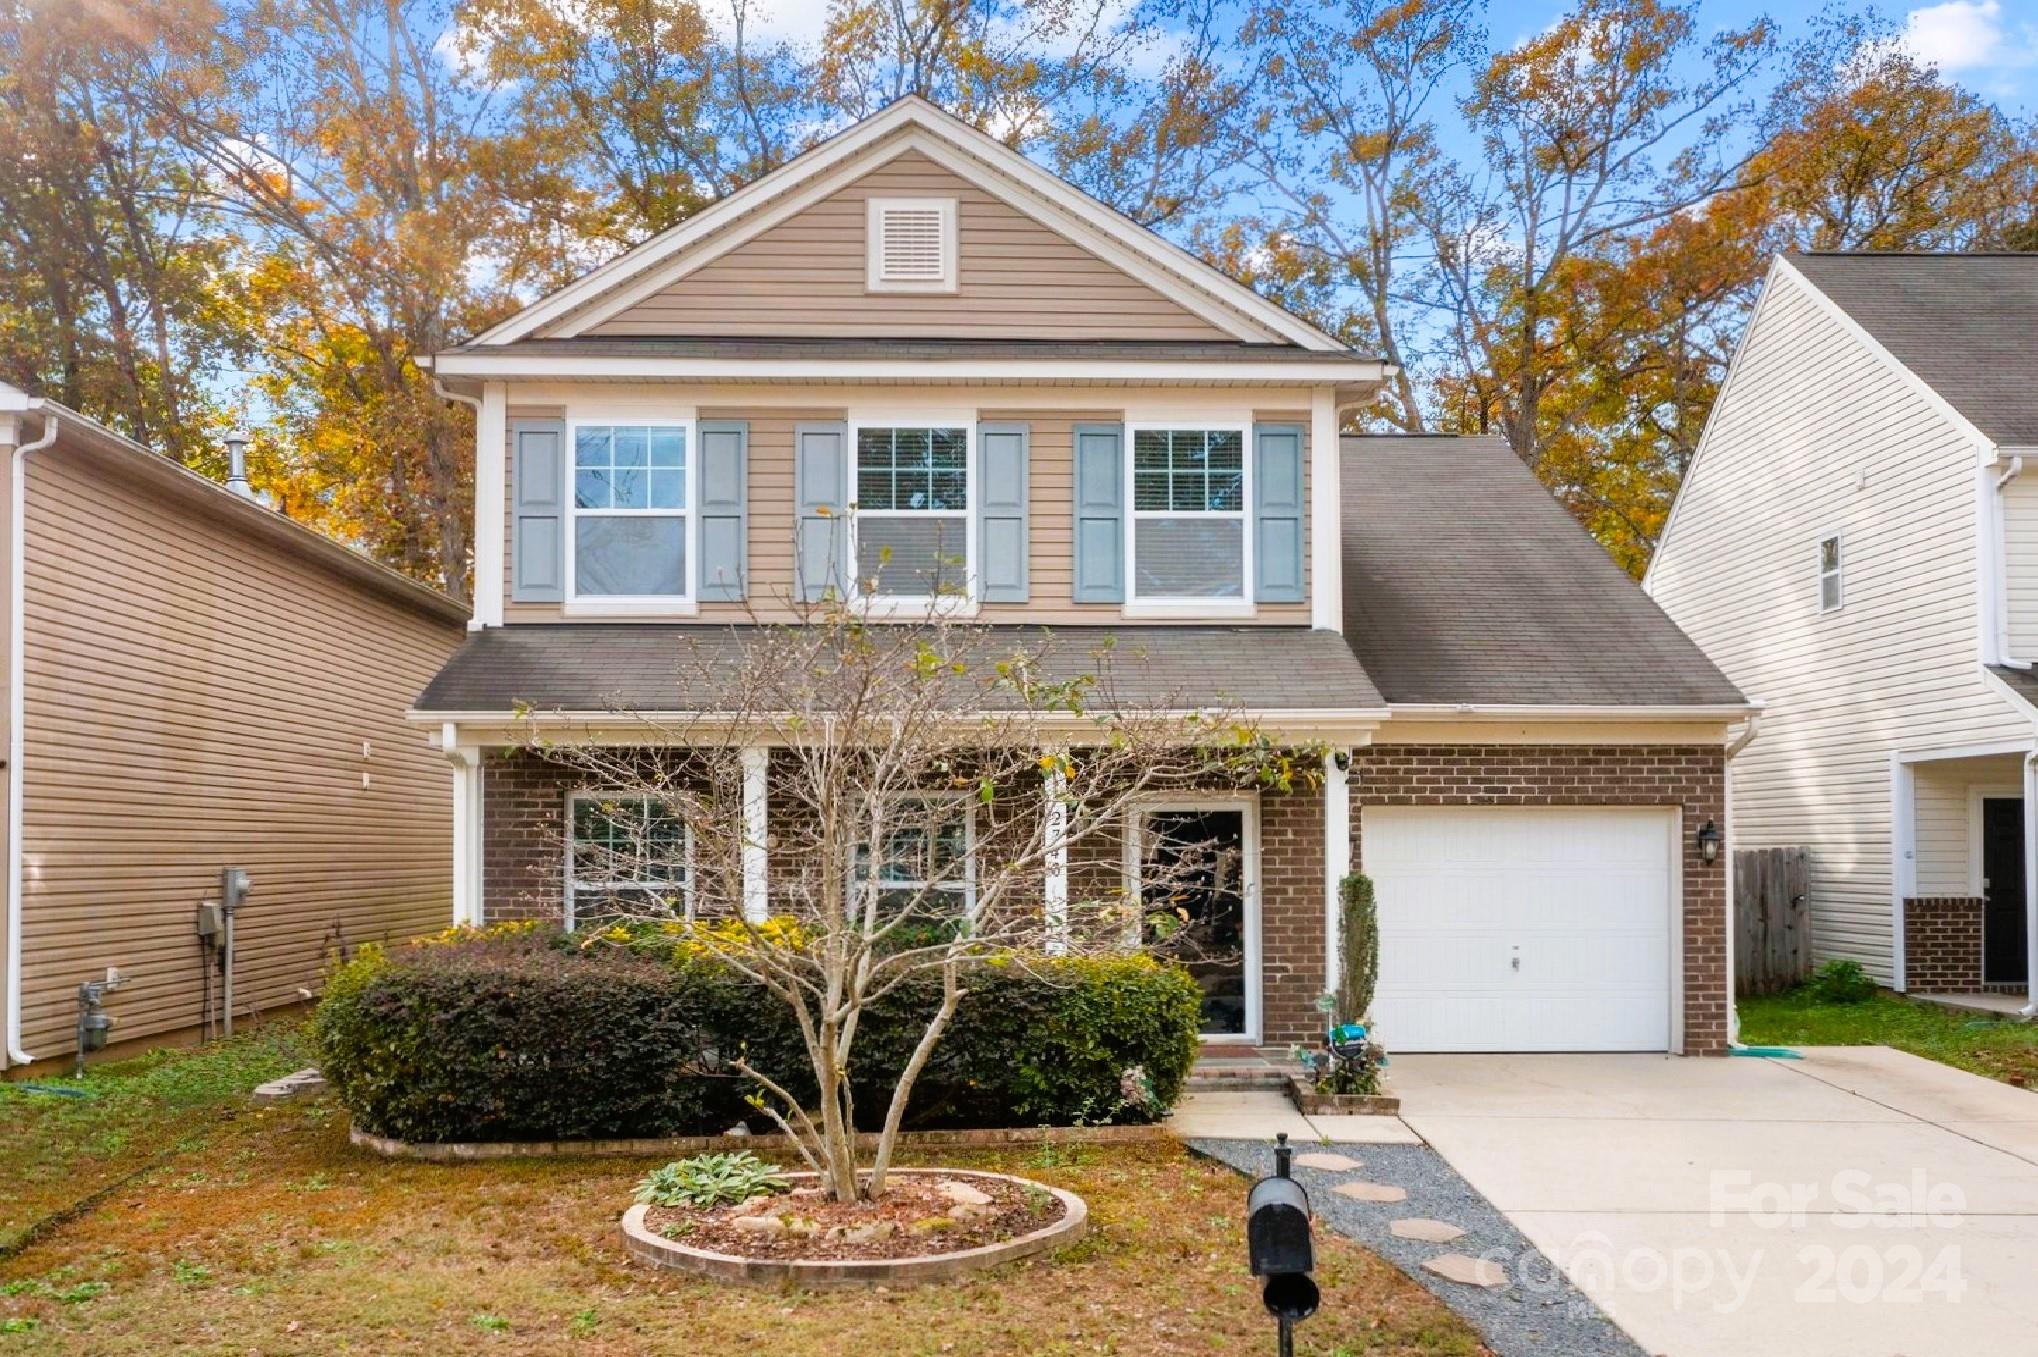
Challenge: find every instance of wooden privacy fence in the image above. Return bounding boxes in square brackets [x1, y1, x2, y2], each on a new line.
[1735, 847, 1812, 995]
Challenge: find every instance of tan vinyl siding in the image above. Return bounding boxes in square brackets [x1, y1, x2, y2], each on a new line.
[2003, 470, 2038, 655]
[1647, 265, 2031, 983]
[13, 438, 463, 1061]
[586, 149, 1236, 342]
[502, 396, 1309, 625]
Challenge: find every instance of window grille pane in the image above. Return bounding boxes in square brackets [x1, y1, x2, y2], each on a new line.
[1136, 518, 1245, 598]
[858, 515, 966, 596]
[576, 516, 686, 596]
[575, 427, 610, 467]
[1820, 537, 1840, 572]
[1821, 573, 1841, 611]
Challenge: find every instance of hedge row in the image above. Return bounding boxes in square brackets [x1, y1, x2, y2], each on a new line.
[312, 931, 1202, 1144]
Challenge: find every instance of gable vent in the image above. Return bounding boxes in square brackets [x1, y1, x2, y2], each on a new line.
[867, 197, 956, 292]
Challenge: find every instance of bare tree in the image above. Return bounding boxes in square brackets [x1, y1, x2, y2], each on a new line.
[517, 598, 1317, 1202]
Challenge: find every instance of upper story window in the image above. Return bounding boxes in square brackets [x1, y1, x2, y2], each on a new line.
[567, 792, 691, 926]
[571, 423, 691, 605]
[1818, 534, 1843, 612]
[854, 425, 971, 600]
[1130, 427, 1248, 601]
[866, 197, 957, 293]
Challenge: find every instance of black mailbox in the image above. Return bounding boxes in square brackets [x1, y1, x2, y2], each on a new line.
[1247, 1174, 1314, 1277]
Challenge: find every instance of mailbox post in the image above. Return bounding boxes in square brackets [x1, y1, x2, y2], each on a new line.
[1247, 1133, 1319, 1357]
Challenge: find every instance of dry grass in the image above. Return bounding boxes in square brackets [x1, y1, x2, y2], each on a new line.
[0, 1085, 1486, 1355]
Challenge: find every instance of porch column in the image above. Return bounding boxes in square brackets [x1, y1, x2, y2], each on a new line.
[1043, 759, 1068, 954]
[1323, 749, 1351, 992]
[2024, 753, 2038, 1016]
[444, 733, 484, 927]
[742, 746, 770, 923]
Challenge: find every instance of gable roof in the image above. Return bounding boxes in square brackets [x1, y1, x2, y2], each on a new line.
[1340, 435, 1745, 709]
[1785, 252, 2038, 447]
[466, 97, 1348, 353]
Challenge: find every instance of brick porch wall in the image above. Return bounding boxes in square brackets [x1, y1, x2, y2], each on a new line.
[481, 750, 574, 922]
[1349, 745, 1730, 1056]
[1903, 897, 1984, 993]
[1259, 781, 1327, 1047]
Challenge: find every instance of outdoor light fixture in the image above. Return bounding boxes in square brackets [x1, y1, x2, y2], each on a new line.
[1697, 819, 1722, 866]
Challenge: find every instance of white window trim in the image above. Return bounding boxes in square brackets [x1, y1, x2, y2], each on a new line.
[847, 410, 979, 617]
[866, 196, 958, 294]
[1817, 531, 1844, 614]
[850, 791, 979, 920]
[1125, 794, 1261, 1045]
[563, 411, 700, 617]
[1124, 418, 1256, 618]
[565, 789, 695, 929]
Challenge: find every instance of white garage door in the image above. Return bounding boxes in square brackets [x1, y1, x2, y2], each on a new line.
[1361, 806, 1676, 1053]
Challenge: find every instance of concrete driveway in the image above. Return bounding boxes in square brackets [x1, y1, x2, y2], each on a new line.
[1392, 1048, 2038, 1357]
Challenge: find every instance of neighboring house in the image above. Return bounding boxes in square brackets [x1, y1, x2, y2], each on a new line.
[417, 96, 1749, 1055]
[0, 387, 468, 1071]
[1648, 252, 2038, 1014]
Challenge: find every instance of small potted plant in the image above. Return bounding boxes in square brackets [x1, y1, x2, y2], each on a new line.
[1288, 874, 1398, 1115]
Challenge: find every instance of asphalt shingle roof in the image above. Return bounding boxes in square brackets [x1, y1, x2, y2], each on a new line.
[1339, 435, 1744, 707]
[413, 623, 1385, 715]
[1787, 252, 2038, 447]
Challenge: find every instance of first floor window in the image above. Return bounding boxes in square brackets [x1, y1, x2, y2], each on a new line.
[1818, 534, 1843, 612]
[568, 793, 691, 924]
[851, 797, 974, 921]
[1131, 428, 1246, 599]
[573, 424, 689, 599]
[855, 426, 969, 598]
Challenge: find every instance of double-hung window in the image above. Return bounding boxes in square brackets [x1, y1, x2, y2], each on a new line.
[851, 796, 974, 922]
[567, 792, 692, 926]
[853, 424, 971, 602]
[1818, 534, 1843, 612]
[1129, 426, 1249, 602]
[571, 423, 691, 607]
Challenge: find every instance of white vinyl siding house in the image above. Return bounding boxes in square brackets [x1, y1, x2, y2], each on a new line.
[1647, 256, 2038, 994]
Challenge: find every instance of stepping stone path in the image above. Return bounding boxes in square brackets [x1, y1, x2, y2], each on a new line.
[1389, 1218, 1465, 1244]
[1421, 1253, 1508, 1289]
[1293, 1152, 1362, 1171]
[1331, 1180, 1407, 1203]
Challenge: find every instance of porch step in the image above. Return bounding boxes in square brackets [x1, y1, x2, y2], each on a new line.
[1185, 1053, 1292, 1092]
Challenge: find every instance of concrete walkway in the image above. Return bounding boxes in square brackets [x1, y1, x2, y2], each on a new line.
[1392, 1048, 2038, 1357]
[1165, 1088, 1419, 1143]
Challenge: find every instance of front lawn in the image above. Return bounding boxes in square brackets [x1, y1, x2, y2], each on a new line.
[1738, 988, 2038, 1087]
[0, 1039, 1486, 1356]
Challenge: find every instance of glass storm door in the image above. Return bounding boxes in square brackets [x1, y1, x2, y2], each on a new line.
[1140, 807, 1254, 1038]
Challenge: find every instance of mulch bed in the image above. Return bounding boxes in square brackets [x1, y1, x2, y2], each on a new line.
[643, 1173, 1064, 1262]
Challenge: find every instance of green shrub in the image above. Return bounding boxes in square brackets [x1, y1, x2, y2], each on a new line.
[314, 930, 1201, 1143]
[1806, 958, 1877, 1005]
[1334, 873, 1379, 1027]
[634, 1152, 789, 1208]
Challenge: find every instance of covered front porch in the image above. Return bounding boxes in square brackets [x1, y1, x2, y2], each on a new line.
[1894, 744, 2038, 1008]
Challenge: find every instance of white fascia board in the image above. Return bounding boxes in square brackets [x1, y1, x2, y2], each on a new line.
[430, 353, 1382, 386]
[1386, 702, 1760, 721]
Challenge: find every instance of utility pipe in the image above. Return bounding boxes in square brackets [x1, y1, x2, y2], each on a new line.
[2024, 750, 2038, 1019]
[1995, 458, 2028, 670]
[6, 407, 57, 1065]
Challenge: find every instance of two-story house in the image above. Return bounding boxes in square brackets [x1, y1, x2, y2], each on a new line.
[417, 97, 1749, 1055]
[1648, 251, 2038, 1017]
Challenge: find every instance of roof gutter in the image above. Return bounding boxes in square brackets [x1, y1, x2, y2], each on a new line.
[6, 404, 56, 1066]
[1994, 456, 2029, 670]
[1385, 701, 1759, 722]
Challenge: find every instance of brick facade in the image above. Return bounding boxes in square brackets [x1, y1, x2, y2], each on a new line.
[477, 742, 1729, 1055]
[1903, 897, 1985, 993]
[1350, 744, 1730, 1056]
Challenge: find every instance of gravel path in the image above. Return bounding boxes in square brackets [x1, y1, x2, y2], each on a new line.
[1189, 1137, 1645, 1357]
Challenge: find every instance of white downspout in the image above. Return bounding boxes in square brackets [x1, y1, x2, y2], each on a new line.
[7, 409, 57, 1065]
[2023, 751, 2038, 1018]
[1994, 457, 2027, 669]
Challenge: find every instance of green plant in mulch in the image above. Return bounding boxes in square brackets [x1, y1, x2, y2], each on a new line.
[1291, 873, 1389, 1097]
[634, 1152, 790, 1209]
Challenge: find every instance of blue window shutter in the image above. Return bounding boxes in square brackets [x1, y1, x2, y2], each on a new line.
[698, 421, 748, 602]
[977, 423, 1029, 603]
[1254, 423, 1305, 604]
[510, 418, 565, 603]
[1071, 423, 1124, 604]
[794, 422, 848, 602]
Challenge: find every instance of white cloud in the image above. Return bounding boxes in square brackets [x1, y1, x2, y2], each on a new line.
[705, 0, 834, 52]
[1898, 0, 2036, 72]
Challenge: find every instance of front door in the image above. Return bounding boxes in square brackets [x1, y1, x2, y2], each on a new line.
[1982, 797, 2028, 985]
[1138, 805, 1257, 1041]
